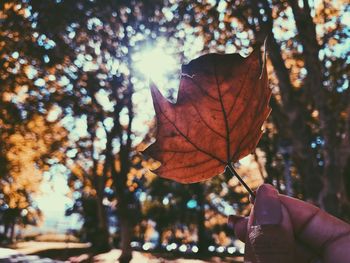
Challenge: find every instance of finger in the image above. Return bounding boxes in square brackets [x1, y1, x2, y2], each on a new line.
[248, 185, 324, 262]
[245, 184, 295, 263]
[228, 215, 248, 242]
[279, 194, 350, 256]
[295, 242, 319, 263]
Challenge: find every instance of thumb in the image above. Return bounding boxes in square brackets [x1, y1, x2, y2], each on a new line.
[245, 184, 295, 263]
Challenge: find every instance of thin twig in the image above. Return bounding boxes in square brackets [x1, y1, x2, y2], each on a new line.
[225, 163, 255, 198]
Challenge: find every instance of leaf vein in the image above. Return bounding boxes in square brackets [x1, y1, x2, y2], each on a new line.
[155, 99, 225, 164]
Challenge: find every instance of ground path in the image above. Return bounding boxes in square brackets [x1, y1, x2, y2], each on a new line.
[1, 242, 243, 262]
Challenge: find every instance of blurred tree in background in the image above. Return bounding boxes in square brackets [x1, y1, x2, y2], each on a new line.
[28, 0, 177, 261]
[175, 0, 350, 217]
[0, 1, 67, 242]
[0, 0, 349, 262]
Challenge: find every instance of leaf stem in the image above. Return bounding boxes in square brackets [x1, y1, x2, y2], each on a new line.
[225, 163, 255, 198]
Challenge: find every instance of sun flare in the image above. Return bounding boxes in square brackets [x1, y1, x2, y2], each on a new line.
[133, 47, 177, 85]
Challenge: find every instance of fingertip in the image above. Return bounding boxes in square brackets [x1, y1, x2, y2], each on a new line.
[257, 183, 279, 193]
[253, 183, 282, 226]
[250, 184, 279, 204]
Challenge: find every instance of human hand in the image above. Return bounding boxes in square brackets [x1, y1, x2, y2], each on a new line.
[228, 184, 350, 263]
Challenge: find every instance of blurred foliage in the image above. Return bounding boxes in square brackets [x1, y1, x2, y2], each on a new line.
[0, 1, 67, 242]
[175, 0, 350, 217]
[0, 0, 349, 261]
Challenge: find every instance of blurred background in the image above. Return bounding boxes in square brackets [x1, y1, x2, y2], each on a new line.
[0, 0, 349, 262]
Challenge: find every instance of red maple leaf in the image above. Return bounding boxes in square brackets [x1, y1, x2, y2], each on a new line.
[143, 49, 271, 184]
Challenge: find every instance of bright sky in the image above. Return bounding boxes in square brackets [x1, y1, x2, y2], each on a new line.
[34, 169, 82, 232]
[36, 171, 71, 217]
[132, 44, 178, 86]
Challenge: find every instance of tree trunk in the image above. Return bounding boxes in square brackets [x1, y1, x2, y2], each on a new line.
[342, 157, 350, 221]
[287, 0, 348, 215]
[267, 34, 323, 202]
[117, 79, 135, 262]
[88, 124, 110, 253]
[282, 153, 294, 197]
[86, 78, 113, 253]
[156, 224, 163, 249]
[244, 0, 324, 202]
[95, 187, 110, 253]
[94, 158, 110, 252]
[319, 126, 349, 217]
[10, 222, 15, 243]
[4, 222, 9, 239]
[193, 183, 207, 255]
[119, 209, 133, 263]
[112, 158, 134, 263]
[92, 159, 110, 253]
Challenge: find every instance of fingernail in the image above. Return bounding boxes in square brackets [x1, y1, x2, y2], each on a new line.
[253, 184, 281, 226]
[228, 215, 244, 229]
